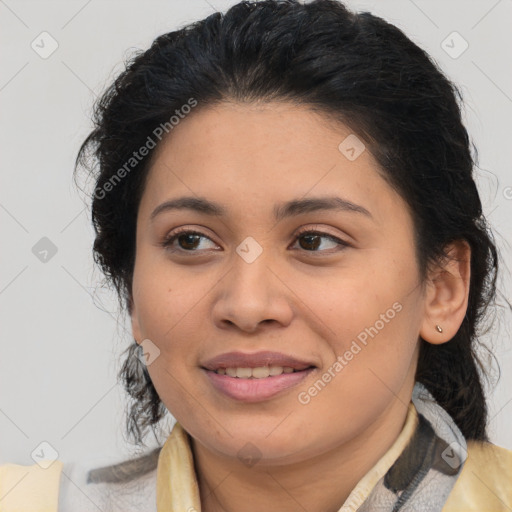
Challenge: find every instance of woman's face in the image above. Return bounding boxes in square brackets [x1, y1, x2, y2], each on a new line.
[130, 101, 427, 464]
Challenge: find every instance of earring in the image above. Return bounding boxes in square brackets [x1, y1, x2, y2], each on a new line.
[435, 325, 443, 333]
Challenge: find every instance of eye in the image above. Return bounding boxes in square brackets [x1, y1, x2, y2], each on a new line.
[290, 227, 350, 253]
[161, 226, 350, 254]
[161, 227, 218, 253]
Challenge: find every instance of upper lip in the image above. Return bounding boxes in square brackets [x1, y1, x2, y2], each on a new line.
[201, 351, 316, 371]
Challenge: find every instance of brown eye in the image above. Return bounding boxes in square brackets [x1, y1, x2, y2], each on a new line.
[293, 230, 350, 253]
[298, 233, 323, 251]
[162, 229, 217, 252]
[161, 228, 350, 255]
[175, 233, 202, 250]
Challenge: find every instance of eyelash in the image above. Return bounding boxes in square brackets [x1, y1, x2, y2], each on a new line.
[161, 226, 350, 255]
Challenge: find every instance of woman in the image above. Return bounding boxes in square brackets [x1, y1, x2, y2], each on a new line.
[1, 0, 511, 510]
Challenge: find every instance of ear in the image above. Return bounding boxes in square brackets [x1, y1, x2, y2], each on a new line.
[419, 240, 471, 345]
[129, 295, 143, 345]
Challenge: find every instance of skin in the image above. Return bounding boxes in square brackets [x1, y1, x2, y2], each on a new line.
[130, 101, 471, 512]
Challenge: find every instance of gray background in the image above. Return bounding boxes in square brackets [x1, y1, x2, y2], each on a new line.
[1, 0, 511, 469]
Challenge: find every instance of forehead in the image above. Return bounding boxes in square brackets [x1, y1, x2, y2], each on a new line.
[139, 101, 407, 225]
[151, 101, 362, 164]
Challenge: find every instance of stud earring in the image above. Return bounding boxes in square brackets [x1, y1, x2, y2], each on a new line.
[435, 325, 443, 333]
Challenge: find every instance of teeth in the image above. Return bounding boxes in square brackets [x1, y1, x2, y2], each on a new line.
[215, 366, 300, 378]
[236, 367, 252, 378]
[252, 366, 270, 378]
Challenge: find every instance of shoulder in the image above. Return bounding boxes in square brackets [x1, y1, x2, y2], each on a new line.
[0, 447, 162, 512]
[0, 459, 63, 511]
[85, 446, 161, 484]
[443, 441, 512, 511]
[60, 447, 161, 511]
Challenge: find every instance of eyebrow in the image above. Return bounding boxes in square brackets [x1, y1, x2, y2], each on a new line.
[150, 195, 372, 222]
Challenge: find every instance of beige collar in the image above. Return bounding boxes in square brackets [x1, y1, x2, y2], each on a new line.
[156, 402, 419, 511]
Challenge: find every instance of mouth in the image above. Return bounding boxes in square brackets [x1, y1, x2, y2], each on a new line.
[201, 350, 316, 373]
[200, 351, 317, 402]
[209, 365, 313, 378]
[202, 366, 316, 402]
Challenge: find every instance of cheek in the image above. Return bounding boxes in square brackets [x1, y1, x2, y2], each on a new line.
[131, 252, 214, 364]
[309, 248, 422, 372]
[132, 249, 207, 339]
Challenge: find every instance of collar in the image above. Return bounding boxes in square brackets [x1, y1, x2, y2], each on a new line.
[155, 382, 467, 511]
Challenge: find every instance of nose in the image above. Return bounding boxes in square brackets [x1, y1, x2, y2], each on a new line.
[211, 246, 294, 334]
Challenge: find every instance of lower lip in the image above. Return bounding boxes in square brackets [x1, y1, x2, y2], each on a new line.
[203, 367, 316, 402]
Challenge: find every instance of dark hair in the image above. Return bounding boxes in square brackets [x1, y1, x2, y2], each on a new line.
[75, 0, 501, 447]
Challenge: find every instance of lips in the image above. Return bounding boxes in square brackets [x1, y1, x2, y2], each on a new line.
[201, 350, 316, 372]
[204, 366, 316, 402]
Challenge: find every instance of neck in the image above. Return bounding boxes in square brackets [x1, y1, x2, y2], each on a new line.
[190, 397, 411, 512]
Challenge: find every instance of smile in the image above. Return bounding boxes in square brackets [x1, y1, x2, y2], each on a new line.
[203, 366, 316, 402]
